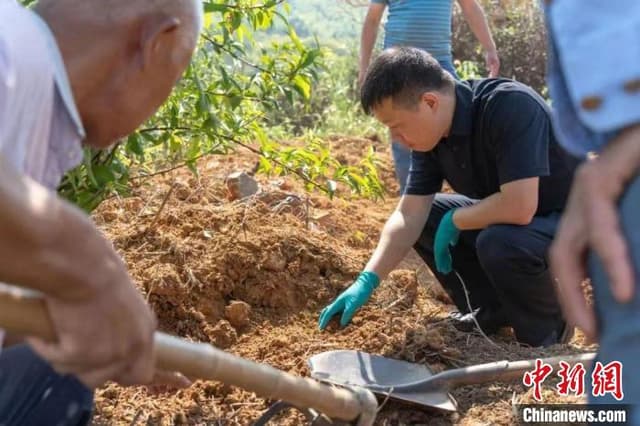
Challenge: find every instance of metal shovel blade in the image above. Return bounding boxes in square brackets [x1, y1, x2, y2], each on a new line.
[308, 350, 457, 412]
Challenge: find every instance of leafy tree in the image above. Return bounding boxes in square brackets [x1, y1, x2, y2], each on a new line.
[20, 0, 384, 211]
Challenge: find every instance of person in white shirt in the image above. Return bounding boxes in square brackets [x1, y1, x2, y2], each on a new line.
[0, 0, 202, 423]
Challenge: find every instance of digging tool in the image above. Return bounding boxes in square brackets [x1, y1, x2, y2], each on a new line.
[309, 349, 597, 412]
[0, 287, 377, 426]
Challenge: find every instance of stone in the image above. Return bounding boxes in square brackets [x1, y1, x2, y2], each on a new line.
[225, 301, 252, 328]
[206, 320, 238, 348]
[262, 250, 287, 272]
[225, 171, 259, 200]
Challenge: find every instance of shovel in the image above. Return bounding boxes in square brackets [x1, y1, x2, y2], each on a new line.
[0, 287, 377, 425]
[308, 349, 596, 412]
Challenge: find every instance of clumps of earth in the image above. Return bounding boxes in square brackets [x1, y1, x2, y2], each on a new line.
[91, 137, 594, 425]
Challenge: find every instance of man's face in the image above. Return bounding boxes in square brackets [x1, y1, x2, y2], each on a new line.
[81, 23, 197, 148]
[372, 93, 447, 152]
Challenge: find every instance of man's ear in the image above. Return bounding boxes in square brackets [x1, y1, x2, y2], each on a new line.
[141, 14, 181, 69]
[420, 92, 440, 112]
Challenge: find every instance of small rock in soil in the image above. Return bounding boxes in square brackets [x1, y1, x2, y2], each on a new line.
[226, 171, 259, 200]
[206, 320, 238, 348]
[225, 301, 251, 328]
[262, 250, 287, 272]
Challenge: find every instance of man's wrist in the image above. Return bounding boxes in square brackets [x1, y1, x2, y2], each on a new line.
[359, 270, 380, 289]
[484, 45, 497, 55]
[596, 124, 640, 186]
[450, 208, 461, 230]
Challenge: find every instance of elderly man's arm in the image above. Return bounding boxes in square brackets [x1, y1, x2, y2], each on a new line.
[0, 155, 156, 389]
[550, 126, 640, 340]
[1, 156, 112, 298]
[457, 0, 499, 77]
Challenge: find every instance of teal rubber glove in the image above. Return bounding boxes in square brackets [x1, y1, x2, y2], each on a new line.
[318, 271, 380, 330]
[434, 209, 460, 274]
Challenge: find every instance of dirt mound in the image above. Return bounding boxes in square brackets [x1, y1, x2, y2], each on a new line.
[90, 138, 594, 425]
[97, 188, 368, 346]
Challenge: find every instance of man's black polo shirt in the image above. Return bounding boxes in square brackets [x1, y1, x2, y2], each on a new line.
[405, 78, 580, 215]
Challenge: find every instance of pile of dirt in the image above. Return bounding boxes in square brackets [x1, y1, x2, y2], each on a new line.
[90, 136, 595, 425]
[100, 192, 364, 347]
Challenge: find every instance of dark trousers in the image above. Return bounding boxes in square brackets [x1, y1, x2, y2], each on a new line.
[413, 194, 564, 346]
[0, 345, 93, 426]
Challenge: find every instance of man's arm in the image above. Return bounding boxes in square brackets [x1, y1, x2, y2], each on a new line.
[0, 156, 113, 299]
[365, 194, 434, 278]
[318, 193, 433, 329]
[458, 89, 553, 232]
[452, 177, 538, 230]
[0, 155, 156, 389]
[550, 125, 640, 340]
[359, 2, 386, 86]
[456, 0, 500, 77]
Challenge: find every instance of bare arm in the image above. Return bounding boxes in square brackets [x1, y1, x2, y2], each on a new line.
[457, 0, 500, 77]
[0, 154, 156, 389]
[550, 125, 640, 340]
[365, 194, 434, 278]
[452, 177, 539, 230]
[318, 193, 434, 329]
[0, 156, 114, 299]
[359, 2, 386, 86]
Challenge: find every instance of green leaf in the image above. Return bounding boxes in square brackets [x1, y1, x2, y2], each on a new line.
[186, 159, 199, 175]
[288, 27, 304, 52]
[231, 12, 242, 31]
[258, 156, 272, 174]
[187, 137, 201, 160]
[300, 50, 321, 70]
[83, 151, 98, 188]
[203, 3, 229, 13]
[169, 135, 182, 154]
[126, 134, 144, 156]
[285, 88, 294, 105]
[292, 75, 311, 99]
[93, 165, 116, 186]
[228, 95, 242, 110]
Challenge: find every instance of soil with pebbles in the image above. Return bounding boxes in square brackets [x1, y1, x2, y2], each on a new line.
[90, 136, 594, 425]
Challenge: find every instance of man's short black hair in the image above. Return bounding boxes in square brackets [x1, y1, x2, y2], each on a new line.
[360, 47, 455, 115]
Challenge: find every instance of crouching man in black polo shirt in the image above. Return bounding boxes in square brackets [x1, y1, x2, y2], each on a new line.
[318, 47, 580, 347]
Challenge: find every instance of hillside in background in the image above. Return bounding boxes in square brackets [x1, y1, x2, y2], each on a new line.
[271, 0, 371, 52]
[288, 0, 366, 42]
[283, 0, 548, 93]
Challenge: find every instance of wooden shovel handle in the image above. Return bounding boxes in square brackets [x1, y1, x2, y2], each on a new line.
[0, 287, 377, 425]
[406, 352, 597, 392]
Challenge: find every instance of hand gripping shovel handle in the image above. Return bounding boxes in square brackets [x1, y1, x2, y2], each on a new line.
[0, 287, 377, 425]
